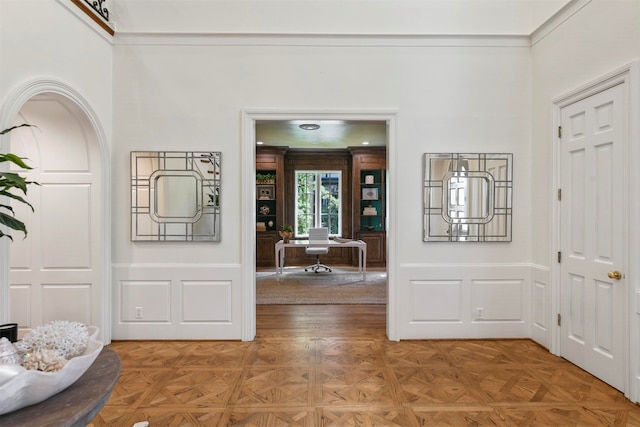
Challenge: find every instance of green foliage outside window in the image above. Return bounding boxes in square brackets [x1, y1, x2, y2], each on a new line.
[295, 171, 341, 236]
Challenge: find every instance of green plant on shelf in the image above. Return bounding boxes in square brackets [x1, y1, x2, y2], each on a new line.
[256, 172, 275, 184]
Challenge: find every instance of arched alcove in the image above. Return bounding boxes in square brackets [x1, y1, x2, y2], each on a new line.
[0, 79, 111, 342]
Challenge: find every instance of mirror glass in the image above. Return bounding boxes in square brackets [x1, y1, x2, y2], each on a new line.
[424, 153, 512, 242]
[131, 151, 221, 241]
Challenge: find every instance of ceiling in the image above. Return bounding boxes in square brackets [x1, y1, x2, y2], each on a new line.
[256, 120, 387, 149]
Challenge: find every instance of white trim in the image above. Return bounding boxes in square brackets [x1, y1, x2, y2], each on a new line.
[530, 0, 592, 47]
[241, 112, 257, 341]
[627, 61, 640, 404]
[241, 108, 398, 341]
[115, 33, 530, 48]
[386, 116, 398, 341]
[551, 63, 638, 402]
[0, 78, 112, 343]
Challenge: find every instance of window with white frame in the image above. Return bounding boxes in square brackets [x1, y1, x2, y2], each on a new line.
[295, 170, 342, 237]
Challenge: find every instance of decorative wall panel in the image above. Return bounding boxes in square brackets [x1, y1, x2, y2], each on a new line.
[9, 285, 30, 328]
[42, 284, 91, 325]
[120, 281, 171, 322]
[112, 264, 241, 340]
[398, 264, 530, 339]
[41, 184, 91, 268]
[471, 279, 523, 321]
[182, 281, 232, 322]
[411, 280, 462, 321]
[533, 280, 547, 330]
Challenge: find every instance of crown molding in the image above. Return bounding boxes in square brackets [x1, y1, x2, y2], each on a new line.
[530, 0, 592, 46]
[114, 32, 531, 48]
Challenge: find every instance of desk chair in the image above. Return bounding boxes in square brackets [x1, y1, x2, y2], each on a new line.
[304, 227, 332, 273]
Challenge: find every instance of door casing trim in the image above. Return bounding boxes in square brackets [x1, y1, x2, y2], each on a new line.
[240, 109, 399, 341]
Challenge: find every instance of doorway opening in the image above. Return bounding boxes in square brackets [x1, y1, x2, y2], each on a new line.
[241, 110, 398, 341]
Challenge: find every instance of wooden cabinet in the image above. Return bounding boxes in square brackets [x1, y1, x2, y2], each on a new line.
[256, 146, 287, 267]
[350, 147, 386, 267]
[256, 233, 279, 266]
[356, 231, 386, 265]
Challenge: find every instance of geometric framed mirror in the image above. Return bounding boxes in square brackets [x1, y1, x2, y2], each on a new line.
[423, 153, 512, 242]
[131, 151, 221, 241]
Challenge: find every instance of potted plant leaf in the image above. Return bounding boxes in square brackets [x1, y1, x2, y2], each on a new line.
[0, 124, 38, 240]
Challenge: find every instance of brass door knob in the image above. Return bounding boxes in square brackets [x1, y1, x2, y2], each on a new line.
[608, 270, 622, 280]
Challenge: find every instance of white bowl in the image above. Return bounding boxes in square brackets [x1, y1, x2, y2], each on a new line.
[0, 332, 103, 415]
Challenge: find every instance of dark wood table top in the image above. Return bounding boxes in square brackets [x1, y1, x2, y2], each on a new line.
[0, 346, 121, 427]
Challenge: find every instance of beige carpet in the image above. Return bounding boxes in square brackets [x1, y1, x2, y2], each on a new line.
[256, 267, 386, 305]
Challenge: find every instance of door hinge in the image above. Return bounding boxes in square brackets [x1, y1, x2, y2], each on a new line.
[557, 188, 562, 201]
[558, 126, 562, 138]
[557, 313, 561, 326]
[557, 251, 561, 263]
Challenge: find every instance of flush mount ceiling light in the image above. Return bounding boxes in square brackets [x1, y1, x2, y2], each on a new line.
[299, 123, 320, 130]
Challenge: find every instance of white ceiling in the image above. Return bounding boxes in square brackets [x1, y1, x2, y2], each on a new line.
[256, 120, 387, 149]
[115, 1, 570, 36]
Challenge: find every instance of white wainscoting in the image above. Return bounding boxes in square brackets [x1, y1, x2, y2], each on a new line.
[531, 264, 551, 348]
[397, 263, 536, 340]
[112, 263, 242, 340]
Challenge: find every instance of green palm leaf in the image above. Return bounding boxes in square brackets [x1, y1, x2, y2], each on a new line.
[0, 123, 37, 240]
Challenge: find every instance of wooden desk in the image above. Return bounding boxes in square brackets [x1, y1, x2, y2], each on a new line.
[275, 239, 367, 277]
[0, 347, 121, 427]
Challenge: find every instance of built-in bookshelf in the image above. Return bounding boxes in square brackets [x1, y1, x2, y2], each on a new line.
[255, 147, 287, 267]
[256, 171, 277, 232]
[350, 146, 386, 266]
[359, 169, 385, 232]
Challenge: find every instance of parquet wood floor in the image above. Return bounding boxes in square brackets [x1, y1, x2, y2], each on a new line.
[89, 305, 640, 426]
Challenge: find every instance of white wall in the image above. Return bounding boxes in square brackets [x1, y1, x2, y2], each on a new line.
[0, 0, 113, 133]
[0, 0, 113, 333]
[530, 0, 640, 398]
[8, 0, 633, 350]
[110, 33, 533, 339]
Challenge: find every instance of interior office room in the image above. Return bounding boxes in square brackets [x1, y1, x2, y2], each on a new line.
[2, 0, 640, 423]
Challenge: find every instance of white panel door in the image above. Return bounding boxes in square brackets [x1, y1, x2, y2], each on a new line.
[9, 97, 103, 331]
[559, 83, 625, 390]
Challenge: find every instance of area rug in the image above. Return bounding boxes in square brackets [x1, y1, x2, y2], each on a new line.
[256, 267, 386, 305]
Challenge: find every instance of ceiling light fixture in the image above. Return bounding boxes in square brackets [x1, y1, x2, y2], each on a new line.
[299, 123, 320, 131]
[361, 141, 370, 145]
